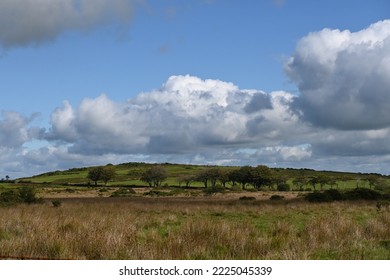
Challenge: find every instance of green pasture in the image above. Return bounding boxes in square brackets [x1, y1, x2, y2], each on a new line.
[9, 162, 390, 192]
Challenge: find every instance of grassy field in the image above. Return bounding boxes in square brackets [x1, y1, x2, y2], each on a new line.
[1, 162, 390, 260]
[23, 163, 209, 187]
[0, 196, 389, 260]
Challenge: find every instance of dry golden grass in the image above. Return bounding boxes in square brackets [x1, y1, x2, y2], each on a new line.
[0, 197, 389, 260]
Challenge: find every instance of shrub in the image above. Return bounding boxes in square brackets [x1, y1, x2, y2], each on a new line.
[0, 187, 42, 205]
[52, 200, 62, 208]
[202, 186, 225, 196]
[344, 188, 383, 200]
[110, 188, 136, 197]
[305, 191, 333, 202]
[0, 190, 21, 205]
[143, 190, 166, 196]
[306, 188, 384, 203]
[239, 196, 256, 201]
[19, 187, 42, 204]
[277, 183, 290, 192]
[324, 189, 344, 201]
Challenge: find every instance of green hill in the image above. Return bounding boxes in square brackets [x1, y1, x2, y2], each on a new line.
[13, 162, 390, 192]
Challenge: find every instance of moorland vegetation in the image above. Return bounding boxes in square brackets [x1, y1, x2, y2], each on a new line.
[1, 162, 390, 260]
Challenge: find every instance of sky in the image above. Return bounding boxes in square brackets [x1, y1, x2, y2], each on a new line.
[0, 0, 390, 178]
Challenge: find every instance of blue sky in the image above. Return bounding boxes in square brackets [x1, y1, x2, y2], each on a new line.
[0, 0, 390, 178]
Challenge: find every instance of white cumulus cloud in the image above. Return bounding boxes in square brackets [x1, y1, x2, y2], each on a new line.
[46, 75, 303, 160]
[286, 19, 390, 130]
[0, 111, 43, 148]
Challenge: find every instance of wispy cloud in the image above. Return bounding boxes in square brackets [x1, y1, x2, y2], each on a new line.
[273, 0, 285, 7]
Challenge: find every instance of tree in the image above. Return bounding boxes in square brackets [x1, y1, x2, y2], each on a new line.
[178, 174, 195, 188]
[207, 168, 220, 188]
[235, 166, 253, 190]
[87, 167, 104, 186]
[328, 178, 338, 189]
[87, 166, 116, 186]
[100, 166, 116, 185]
[195, 168, 211, 188]
[366, 175, 379, 190]
[227, 169, 241, 187]
[293, 177, 307, 191]
[195, 168, 229, 188]
[140, 166, 167, 187]
[308, 177, 319, 191]
[250, 165, 273, 190]
[218, 169, 230, 188]
[317, 175, 330, 191]
[274, 175, 289, 191]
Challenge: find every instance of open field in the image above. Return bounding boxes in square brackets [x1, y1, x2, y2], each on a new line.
[17, 162, 389, 191]
[1, 162, 390, 260]
[1, 194, 390, 260]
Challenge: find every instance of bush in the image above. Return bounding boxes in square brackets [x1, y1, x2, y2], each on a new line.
[0, 190, 21, 205]
[239, 196, 256, 201]
[110, 188, 136, 197]
[305, 189, 343, 203]
[344, 188, 383, 200]
[277, 183, 290, 192]
[19, 187, 42, 204]
[0, 187, 42, 205]
[374, 179, 390, 192]
[305, 188, 384, 203]
[324, 189, 344, 201]
[202, 186, 225, 196]
[305, 191, 334, 202]
[52, 200, 62, 208]
[143, 190, 169, 196]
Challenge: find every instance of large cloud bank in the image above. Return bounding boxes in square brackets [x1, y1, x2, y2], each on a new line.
[1, 19, 390, 177]
[0, 0, 135, 48]
[46, 75, 307, 161]
[286, 20, 390, 130]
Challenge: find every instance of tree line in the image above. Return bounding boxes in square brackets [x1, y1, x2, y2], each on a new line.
[87, 164, 385, 191]
[87, 164, 279, 190]
[187, 165, 275, 190]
